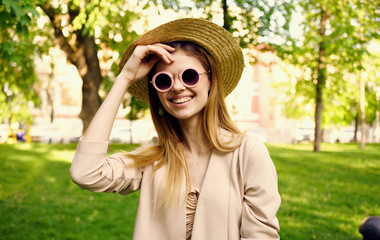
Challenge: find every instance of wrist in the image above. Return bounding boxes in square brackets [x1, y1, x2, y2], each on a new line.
[115, 71, 134, 87]
[118, 67, 136, 80]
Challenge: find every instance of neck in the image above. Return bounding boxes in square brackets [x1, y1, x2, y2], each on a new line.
[178, 115, 211, 154]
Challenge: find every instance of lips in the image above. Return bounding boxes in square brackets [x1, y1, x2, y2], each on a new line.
[171, 96, 193, 104]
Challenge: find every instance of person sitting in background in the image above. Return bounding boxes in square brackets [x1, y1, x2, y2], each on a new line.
[16, 126, 26, 142]
[360, 216, 380, 240]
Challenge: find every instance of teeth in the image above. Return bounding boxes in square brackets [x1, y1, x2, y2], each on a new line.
[172, 97, 192, 104]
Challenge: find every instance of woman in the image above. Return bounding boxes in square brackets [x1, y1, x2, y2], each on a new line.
[70, 18, 280, 240]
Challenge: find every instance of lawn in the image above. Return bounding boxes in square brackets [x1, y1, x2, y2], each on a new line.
[0, 142, 379, 240]
[269, 143, 380, 240]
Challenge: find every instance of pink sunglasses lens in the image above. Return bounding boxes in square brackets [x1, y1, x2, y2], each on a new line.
[182, 69, 199, 86]
[155, 73, 172, 91]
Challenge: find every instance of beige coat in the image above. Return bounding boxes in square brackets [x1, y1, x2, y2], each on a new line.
[70, 135, 281, 240]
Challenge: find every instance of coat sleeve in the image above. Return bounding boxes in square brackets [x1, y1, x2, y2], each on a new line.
[70, 138, 143, 195]
[240, 136, 281, 240]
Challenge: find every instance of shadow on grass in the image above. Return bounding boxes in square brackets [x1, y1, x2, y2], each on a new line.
[0, 143, 139, 240]
[268, 143, 380, 240]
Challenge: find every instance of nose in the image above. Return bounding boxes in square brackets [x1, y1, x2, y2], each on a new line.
[171, 75, 186, 92]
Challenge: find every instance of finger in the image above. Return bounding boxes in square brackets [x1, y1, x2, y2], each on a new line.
[146, 45, 175, 64]
[154, 43, 176, 62]
[154, 43, 176, 52]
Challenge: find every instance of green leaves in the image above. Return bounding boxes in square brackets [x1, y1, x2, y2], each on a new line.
[0, 0, 48, 123]
[125, 96, 148, 121]
[275, 0, 379, 128]
[158, 0, 295, 49]
[1, 0, 39, 32]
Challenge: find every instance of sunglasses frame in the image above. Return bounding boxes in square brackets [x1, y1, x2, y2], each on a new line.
[150, 68, 209, 92]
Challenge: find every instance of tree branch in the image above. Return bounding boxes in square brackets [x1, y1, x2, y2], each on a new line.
[38, 3, 77, 65]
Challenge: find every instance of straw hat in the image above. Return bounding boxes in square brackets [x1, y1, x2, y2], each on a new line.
[118, 18, 244, 103]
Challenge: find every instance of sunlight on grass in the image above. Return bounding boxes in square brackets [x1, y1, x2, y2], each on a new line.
[268, 143, 380, 240]
[0, 142, 140, 240]
[0, 142, 379, 240]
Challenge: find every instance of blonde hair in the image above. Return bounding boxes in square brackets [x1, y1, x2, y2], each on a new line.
[126, 41, 243, 207]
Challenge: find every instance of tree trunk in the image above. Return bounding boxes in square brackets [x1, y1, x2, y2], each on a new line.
[359, 28, 366, 149]
[47, 70, 55, 124]
[353, 111, 359, 143]
[77, 37, 102, 133]
[313, 7, 328, 152]
[359, 72, 366, 148]
[222, 0, 230, 31]
[375, 106, 380, 143]
[40, 3, 102, 134]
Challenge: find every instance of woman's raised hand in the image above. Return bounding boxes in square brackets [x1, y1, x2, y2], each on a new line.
[82, 43, 174, 141]
[118, 43, 176, 85]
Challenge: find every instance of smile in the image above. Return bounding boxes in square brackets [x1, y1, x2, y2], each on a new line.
[171, 96, 193, 104]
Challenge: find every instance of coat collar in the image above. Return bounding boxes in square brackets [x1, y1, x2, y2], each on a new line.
[191, 149, 233, 240]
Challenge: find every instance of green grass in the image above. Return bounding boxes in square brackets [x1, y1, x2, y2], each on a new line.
[0, 143, 140, 240]
[0, 142, 379, 240]
[269, 143, 380, 240]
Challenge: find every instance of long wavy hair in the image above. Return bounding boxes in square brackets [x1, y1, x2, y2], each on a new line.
[126, 41, 243, 207]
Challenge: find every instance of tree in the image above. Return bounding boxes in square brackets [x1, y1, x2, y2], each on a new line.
[2, 0, 296, 138]
[275, 0, 379, 151]
[1, 0, 141, 134]
[362, 45, 380, 142]
[35, 0, 143, 133]
[0, 0, 47, 126]
[313, 5, 328, 152]
[157, 0, 293, 50]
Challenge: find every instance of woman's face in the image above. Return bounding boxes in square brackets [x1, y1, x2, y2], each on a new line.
[154, 49, 211, 122]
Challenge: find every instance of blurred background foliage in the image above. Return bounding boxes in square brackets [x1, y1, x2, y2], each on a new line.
[0, 0, 379, 150]
[1, 0, 42, 124]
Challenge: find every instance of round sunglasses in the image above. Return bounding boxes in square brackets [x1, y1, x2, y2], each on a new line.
[150, 68, 210, 92]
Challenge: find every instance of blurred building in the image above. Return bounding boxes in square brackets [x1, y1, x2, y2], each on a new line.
[226, 46, 295, 143]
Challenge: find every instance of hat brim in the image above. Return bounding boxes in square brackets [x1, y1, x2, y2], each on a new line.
[118, 18, 244, 103]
